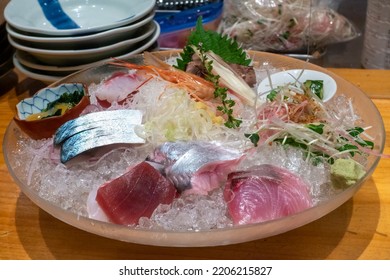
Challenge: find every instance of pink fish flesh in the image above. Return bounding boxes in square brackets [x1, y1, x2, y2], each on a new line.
[224, 164, 312, 225]
[95, 162, 177, 226]
[93, 72, 148, 106]
[147, 141, 243, 195]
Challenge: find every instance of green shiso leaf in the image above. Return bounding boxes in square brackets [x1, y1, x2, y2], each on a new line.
[176, 17, 251, 71]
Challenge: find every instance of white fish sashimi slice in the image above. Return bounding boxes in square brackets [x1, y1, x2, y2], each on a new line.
[94, 72, 147, 104]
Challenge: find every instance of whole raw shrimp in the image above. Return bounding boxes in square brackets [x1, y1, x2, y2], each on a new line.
[109, 52, 216, 101]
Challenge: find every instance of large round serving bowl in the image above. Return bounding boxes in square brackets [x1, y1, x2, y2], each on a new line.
[3, 51, 385, 247]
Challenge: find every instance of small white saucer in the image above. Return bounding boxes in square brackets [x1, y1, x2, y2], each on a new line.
[257, 69, 337, 102]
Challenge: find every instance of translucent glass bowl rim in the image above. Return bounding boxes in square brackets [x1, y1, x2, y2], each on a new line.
[3, 51, 386, 247]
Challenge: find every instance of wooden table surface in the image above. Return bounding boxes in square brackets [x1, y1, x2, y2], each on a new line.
[0, 67, 389, 260]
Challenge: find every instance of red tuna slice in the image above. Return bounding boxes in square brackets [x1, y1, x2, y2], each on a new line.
[94, 72, 149, 107]
[96, 162, 177, 226]
[224, 164, 312, 225]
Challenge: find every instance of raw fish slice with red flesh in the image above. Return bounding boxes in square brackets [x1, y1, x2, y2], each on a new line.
[95, 162, 177, 226]
[224, 164, 312, 225]
[148, 141, 243, 195]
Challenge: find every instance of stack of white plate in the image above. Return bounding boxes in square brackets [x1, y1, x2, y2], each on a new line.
[4, 0, 160, 83]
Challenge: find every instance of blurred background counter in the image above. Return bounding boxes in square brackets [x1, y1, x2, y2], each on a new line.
[316, 0, 370, 68]
[0, 0, 387, 83]
[156, 0, 370, 68]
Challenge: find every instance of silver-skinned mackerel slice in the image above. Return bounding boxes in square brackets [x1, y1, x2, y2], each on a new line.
[54, 109, 143, 144]
[60, 125, 144, 163]
[147, 141, 243, 194]
[54, 110, 145, 163]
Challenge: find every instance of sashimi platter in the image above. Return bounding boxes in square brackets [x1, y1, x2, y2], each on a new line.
[4, 20, 385, 246]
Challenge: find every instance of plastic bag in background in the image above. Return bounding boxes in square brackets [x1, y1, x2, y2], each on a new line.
[314, 0, 340, 10]
[218, 0, 359, 53]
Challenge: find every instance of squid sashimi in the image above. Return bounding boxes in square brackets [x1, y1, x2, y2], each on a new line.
[148, 141, 243, 195]
[95, 162, 177, 226]
[224, 164, 312, 225]
[92, 71, 149, 106]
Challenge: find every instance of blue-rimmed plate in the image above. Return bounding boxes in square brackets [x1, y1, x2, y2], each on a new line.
[4, 0, 156, 36]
